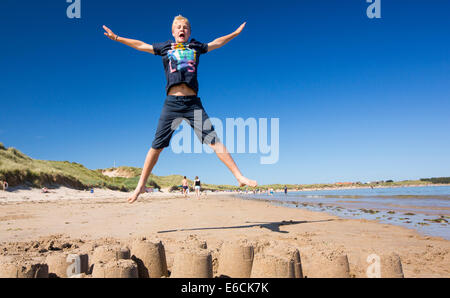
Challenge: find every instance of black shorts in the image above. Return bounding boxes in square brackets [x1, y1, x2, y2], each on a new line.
[151, 95, 219, 149]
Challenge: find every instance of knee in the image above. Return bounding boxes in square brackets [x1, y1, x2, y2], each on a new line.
[150, 147, 164, 155]
[209, 142, 226, 153]
[208, 141, 220, 149]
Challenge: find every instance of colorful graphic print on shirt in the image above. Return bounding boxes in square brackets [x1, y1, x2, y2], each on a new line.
[167, 43, 197, 73]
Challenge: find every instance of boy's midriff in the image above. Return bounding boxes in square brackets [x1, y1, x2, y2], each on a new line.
[168, 83, 197, 96]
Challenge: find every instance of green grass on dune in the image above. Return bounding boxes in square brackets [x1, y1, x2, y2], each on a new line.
[0, 143, 156, 191]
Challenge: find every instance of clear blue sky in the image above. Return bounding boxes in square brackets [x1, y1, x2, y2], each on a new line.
[1, 0, 449, 185]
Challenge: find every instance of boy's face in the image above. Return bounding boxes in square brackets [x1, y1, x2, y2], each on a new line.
[172, 20, 191, 43]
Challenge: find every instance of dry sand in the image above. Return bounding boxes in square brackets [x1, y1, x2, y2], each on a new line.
[0, 186, 449, 277]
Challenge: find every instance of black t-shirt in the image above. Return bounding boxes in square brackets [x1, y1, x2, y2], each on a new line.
[152, 39, 208, 95]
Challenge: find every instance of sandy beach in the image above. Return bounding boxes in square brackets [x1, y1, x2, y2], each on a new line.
[0, 186, 449, 278]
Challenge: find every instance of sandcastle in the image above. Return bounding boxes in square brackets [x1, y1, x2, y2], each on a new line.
[92, 244, 130, 264]
[91, 259, 138, 278]
[130, 239, 168, 278]
[301, 252, 351, 278]
[46, 252, 89, 278]
[249, 241, 303, 278]
[171, 248, 213, 278]
[380, 253, 404, 278]
[264, 244, 303, 278]
[251, 253, 296, 278]
[0, 238, 405, 278]
[217, 240, 254, 278]
[0, 256, 48, 278]
[365, 252, 404, 278]
[90, 244, 131, 275]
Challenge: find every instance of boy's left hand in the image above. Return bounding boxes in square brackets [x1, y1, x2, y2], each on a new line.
[208, 22, 247, 52]
[234, 22, 246, 35]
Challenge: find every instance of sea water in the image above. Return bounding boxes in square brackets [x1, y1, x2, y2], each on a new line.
[240, 186, 450, 240]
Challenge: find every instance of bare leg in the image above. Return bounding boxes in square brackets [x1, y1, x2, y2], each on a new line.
[128, 147, 164, 203]
[209, 142, 257, 187]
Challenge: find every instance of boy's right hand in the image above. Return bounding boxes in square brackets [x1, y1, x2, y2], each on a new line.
[103, 25, 118, 40]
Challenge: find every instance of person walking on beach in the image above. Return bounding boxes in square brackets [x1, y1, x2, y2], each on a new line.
[194, 176, 201, 198]
[2, 180, 8, 191]
[284, 185, 288, 195]
[103, 15, 257, 204]
[182, 176, 189, 197]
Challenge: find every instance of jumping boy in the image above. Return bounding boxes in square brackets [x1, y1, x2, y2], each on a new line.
[103, 15, 257, 203]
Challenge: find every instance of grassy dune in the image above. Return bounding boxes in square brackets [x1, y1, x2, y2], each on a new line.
[0, 143, 163, 191]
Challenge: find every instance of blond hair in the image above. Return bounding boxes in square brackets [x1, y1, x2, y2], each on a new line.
[172, 15, 191, 30]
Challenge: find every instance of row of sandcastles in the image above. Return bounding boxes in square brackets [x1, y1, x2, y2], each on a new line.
[0, 238, 404, 278]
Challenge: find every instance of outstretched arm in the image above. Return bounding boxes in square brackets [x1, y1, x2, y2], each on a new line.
[103, 25, 154, 54]
[207, 22, 246, 52]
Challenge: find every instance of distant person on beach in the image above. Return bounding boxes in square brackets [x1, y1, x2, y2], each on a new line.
[284, 185, 287, 195]
[194, 176, 201, 198]
[182, 176, 189, 197]
[103, 15, 257, 204]
[2, 181, 8, 191]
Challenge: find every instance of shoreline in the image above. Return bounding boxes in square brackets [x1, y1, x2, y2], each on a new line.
[236, 184, 450, 241]
[281, 183, 450, 192]
[2, 181, 449, 196]
[241, 195, 450, 240]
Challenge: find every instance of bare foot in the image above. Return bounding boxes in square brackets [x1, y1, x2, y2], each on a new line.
[127, 185, 145, 204]
[237, 176, 258, 187]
